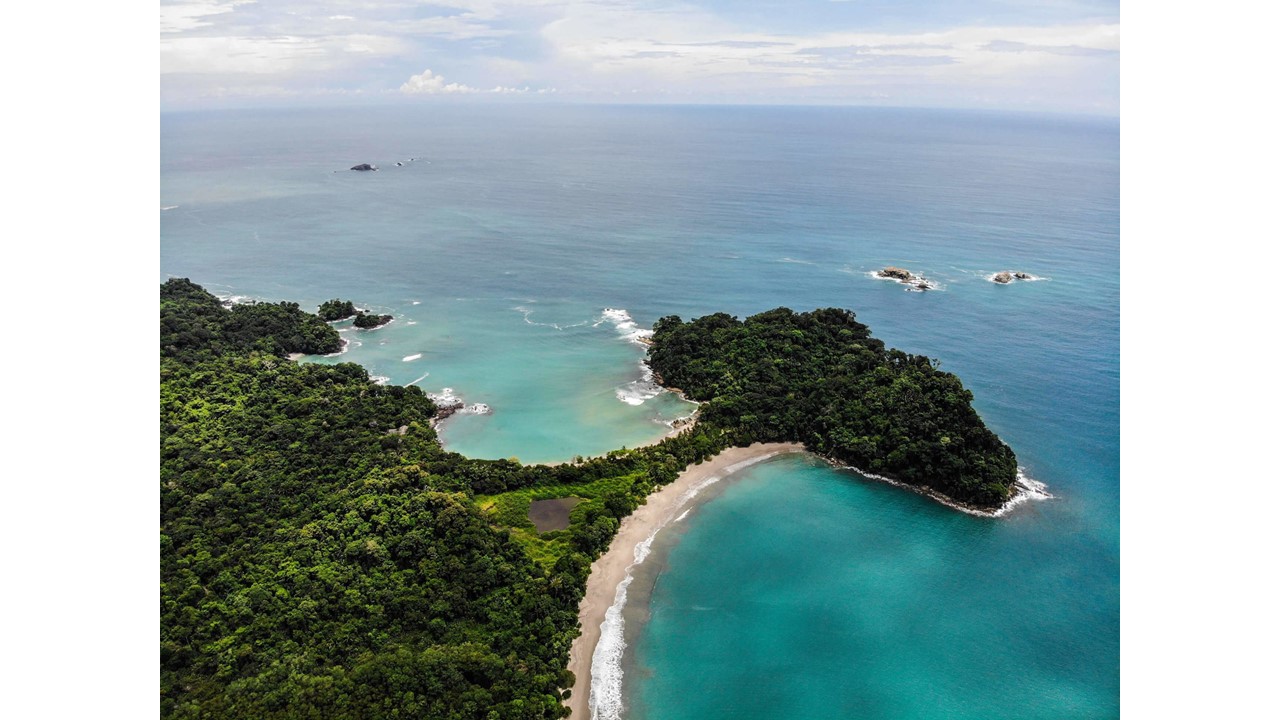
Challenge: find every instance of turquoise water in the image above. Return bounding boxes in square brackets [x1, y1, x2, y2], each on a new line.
[161, 105, 1118, 717]
[626, 455, 1116, 719]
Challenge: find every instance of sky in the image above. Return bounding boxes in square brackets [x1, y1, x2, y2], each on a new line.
[160, 0, 1119, 113]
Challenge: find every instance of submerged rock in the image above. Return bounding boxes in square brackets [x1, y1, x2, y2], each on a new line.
[1014, 272, 1031, 280]
[350, 163, 376, 171]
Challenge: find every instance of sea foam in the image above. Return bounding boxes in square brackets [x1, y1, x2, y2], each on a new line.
[991, 469, 1054, 517]
[402, 353, 423, 362]
[837, 463, 1051, 517]
[322, 337, 355, 357]
[600, 308, 653, 346]
[600, 308, 661, 406]
[514, 304, 591, 331]
[615, 362, 662, 406]
[429, 387, 462, 405]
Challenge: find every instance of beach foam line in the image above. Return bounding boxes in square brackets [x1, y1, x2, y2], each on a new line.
[835, 463, 1050, 517]
[992, 469, 1053, 517]
[615, 362, 662, 406]
[583, 444, 804, 720]
[322, 338, 353, 357]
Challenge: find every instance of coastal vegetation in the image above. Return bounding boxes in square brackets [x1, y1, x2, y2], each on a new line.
[317, 298, 358, 321]
[353, 311, 394, 329]
[160, 281, 1016, 718]
[161, 278, 342, 362]
[160, 280, 728, 719]
[647, 307, 1018, 507]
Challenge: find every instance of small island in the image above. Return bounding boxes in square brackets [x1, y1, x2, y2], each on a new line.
[350, 163, 377, 171]
[352, 311, 393, 329]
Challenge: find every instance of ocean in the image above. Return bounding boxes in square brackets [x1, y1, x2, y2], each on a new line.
[160, 103, 1119, 718]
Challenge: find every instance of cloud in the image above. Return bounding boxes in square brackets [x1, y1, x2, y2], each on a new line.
[983, 39, 1118, 57]
[400, 69, 479, 94]
[159, 0, 254, 34]
[160, 0, 1119, 113]
[161, 34, 408, 75]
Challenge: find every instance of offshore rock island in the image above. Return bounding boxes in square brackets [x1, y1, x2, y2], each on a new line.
[160, 280, 1019, 720]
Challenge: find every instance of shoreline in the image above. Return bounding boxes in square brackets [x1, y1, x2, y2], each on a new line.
[822, 459, 1052, 518]
[564, 445, 1049, 719]
[565, 442, 805, 720]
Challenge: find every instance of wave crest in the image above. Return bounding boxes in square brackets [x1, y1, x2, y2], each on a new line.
[600, 308, 653, 345]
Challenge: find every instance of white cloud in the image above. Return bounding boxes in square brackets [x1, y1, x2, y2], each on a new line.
[159, 0, 1118, 113]
[159, 0, 255, 34]
[161, 34, 408, 75]
[537, 8, 1118, 110]
[400, 69, 479, 94]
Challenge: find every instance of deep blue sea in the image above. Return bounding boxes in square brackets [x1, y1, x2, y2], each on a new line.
[161, 104, 1118, 718]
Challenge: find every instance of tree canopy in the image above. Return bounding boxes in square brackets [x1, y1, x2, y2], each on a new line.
[317, 299, 358, 322]
[160, 283, 1017, 719]
[161, 281, 731, 719]
[647, 307, 1017, 507]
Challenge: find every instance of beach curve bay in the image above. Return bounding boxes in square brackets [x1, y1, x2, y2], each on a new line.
[567, 443, 806, 720]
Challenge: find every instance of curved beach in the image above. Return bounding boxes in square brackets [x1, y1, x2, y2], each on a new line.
[566, 442, 805, 720]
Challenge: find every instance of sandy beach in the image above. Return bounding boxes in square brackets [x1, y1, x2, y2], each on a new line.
[565, 442, 805, 719]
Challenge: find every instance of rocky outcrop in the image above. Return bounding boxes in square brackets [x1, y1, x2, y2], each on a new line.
[433, 402, 465, 421]
[993, 271, 1033, 284]
[876, 266, 934, 290]
[350, 163, 377, 171]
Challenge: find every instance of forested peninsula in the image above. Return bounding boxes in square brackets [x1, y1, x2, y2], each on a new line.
[648, 308, 1018, 507]
[160, 281, 1016, 719]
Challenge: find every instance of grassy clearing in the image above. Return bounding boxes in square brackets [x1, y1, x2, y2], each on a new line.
[476, 473, 646, 567]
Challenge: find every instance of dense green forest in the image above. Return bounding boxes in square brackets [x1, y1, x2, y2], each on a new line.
[317, 299, 358, 322]
[647, 308, 1018, 507]
[161, 282, 1016, 718]
[161, 279, 343, 362]
[160, 280, 730, 719]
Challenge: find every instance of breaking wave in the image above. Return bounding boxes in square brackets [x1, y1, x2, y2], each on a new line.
[598, 308, 653, 346]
